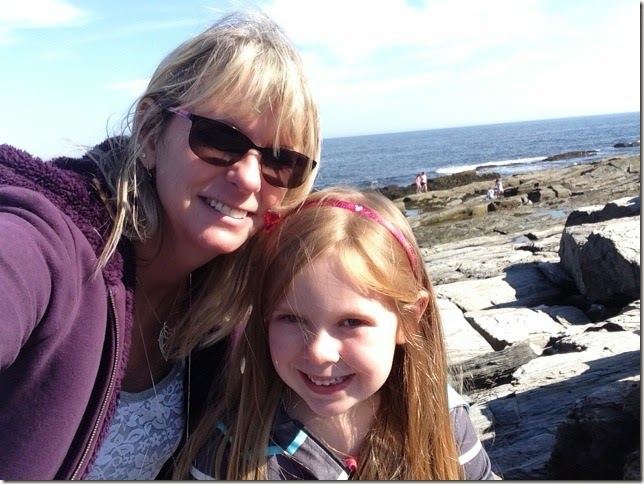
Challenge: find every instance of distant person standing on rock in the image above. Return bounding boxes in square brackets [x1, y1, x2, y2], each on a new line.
[494, 178, 504, 197]
[421, 171, 428, 192]
[415, 173, 422, 194]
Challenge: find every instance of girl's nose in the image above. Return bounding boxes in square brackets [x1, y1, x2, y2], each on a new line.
[226, 150, 263, 193]
[306, 329, 341, 365]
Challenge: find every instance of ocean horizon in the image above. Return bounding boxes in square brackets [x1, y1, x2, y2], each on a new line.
[315, 111, 640, 190]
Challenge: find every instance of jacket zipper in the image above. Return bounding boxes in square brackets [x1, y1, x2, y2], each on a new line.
[70, 288, 120, 479]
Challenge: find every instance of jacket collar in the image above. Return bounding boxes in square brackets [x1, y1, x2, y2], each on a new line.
[267, 405, 351, 480]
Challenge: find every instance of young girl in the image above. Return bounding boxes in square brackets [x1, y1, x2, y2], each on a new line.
[176, 187, 497, 480]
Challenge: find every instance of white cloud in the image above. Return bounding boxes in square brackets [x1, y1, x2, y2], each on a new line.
[0, 0, 85, 27]
[0, 0, 86, 46]
[262, 0, 639, 136]
[265, 0, 550, 63]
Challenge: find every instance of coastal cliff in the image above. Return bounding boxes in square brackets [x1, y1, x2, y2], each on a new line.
[394, 155, 641, 479]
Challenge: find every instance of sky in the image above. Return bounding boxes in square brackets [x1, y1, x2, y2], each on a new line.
[1, 0, 640, 160]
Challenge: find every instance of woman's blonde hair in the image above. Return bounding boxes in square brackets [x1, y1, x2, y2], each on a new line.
[89, 9, 321, 351]
[176, 187, 463, 479]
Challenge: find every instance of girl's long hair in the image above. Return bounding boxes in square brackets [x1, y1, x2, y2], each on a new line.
[176, 187, 463, 479]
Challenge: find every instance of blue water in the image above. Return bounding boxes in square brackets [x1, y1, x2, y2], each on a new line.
[315, 112, 640, 190]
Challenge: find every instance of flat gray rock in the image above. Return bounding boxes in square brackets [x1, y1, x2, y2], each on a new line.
[435, 264, 565, 312]
[464, 307, 566, 350]
[437, 297, 494, 363]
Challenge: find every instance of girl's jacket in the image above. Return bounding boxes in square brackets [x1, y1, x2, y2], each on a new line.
[190, 387, 497, 480]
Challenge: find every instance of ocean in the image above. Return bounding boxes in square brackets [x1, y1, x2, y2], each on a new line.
[314, 111, 640, 190]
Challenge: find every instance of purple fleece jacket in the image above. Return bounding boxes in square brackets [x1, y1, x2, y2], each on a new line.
[0, 143, 136, 479]
[0, 142, 228, 480]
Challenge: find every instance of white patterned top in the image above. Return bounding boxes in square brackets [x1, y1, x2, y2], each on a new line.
[84, 359, 185, 480]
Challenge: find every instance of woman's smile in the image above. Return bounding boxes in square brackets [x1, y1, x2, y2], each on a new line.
[203, 196, 249, 220]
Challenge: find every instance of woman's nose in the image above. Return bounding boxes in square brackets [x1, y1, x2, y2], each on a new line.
[226, 150, 263, 193]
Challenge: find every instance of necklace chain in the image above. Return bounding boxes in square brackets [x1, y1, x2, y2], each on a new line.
[133, 274, 192, 473]
[136, 277, 183, 361]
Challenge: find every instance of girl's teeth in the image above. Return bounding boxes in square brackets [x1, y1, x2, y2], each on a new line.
[207, 199, 247, 219]
[309, 376, 345, 386]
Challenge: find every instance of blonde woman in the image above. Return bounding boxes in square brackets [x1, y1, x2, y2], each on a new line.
[0, 10, 320, 480]
[177, 187, 497, 480]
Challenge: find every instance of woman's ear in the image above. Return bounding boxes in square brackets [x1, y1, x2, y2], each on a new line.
[135, 97, 158, 170]
[396, 290, 429, 344]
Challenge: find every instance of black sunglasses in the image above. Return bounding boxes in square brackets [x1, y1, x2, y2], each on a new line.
[167, 108, 317, 189]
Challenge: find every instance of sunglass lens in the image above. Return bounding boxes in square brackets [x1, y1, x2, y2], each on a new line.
[189, 119, 248, 166]
[261, 151, 314, 189]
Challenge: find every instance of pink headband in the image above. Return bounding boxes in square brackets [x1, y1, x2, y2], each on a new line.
[263, 199, 418, 276]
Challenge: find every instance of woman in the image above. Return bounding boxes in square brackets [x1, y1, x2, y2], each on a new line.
[0, 9, 320, 480]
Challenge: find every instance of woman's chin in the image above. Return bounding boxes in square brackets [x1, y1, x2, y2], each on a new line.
[196, 226, 253, 257]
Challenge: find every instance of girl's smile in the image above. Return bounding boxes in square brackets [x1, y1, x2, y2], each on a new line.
[301, 371, 354, 395]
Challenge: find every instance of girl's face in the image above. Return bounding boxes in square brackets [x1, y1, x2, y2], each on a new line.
[268, 253, 405, 423]
[145, 102, 288, 267]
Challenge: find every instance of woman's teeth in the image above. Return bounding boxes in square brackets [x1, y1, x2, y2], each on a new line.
[309, 376, 346, 386]
[207, 199, 247, 219]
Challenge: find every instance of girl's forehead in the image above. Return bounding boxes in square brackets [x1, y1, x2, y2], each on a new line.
[284, 253, 384, 302]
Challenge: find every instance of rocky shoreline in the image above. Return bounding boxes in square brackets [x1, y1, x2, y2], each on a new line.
[392, 155, 640, 479]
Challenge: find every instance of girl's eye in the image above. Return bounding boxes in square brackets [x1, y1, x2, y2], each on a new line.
[276, 313, 302, 324]
[340, 318, 364, 328]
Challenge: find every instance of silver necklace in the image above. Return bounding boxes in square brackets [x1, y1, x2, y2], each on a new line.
[134, 274, 193, 472]
[158, 322, 171, 361]
[136, 277, 183, 361]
